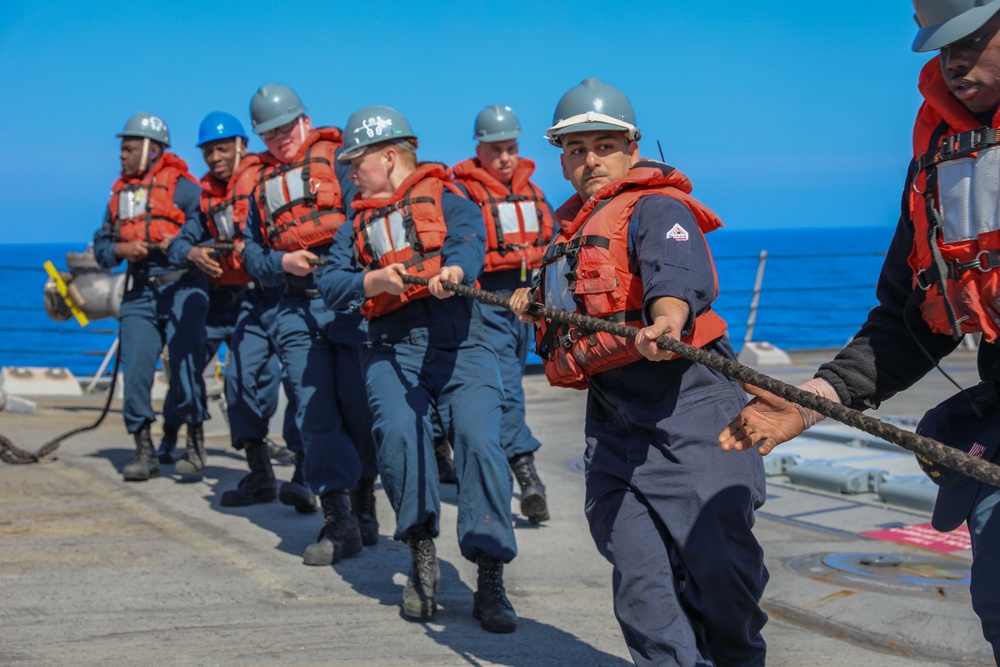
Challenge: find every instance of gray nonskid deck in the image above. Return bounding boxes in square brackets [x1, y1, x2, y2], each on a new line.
[0, 347, 993, 666]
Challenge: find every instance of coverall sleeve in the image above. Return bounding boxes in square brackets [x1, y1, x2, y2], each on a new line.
[315, 219, 366, 311]
[167, 179, 206, 270]
[335, 151, 358, 206]
[93, 206, 121, 269]
[167, 209, 210, 268]
[815, 211, 961, 410]
[441, 191, 486, 286]
[242, 197, 288, 287]
[631, 195, 717, 335]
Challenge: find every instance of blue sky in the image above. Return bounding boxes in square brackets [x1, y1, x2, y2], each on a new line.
[1, 1, 928, 243]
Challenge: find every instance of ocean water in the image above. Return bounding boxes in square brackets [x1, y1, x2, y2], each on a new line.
[0, 225, 896, 377]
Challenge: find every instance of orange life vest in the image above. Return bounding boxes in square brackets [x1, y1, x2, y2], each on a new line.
[451, 157, 554, 276]
[199, 154, 264, 286]
[351, 162, 458, 319]
[254, 127, 347, 251]
[108, 152, 198, 244]
[908, 59, 1000, 343]
[534, 161, 728, 390]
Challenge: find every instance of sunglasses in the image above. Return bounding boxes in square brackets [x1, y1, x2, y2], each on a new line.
[260, 117, 301, 141]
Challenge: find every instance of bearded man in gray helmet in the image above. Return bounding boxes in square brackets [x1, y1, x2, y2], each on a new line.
[721, 1, 1000, 661]
[511, 78, 767, 666]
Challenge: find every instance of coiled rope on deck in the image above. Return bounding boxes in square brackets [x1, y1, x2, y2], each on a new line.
[402, 274, 1000, 488]
[0, 348, 121, 464]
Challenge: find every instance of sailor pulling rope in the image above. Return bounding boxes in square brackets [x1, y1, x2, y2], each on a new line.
[4, 275, 1000, 489]
[396, 273, 1000, 489]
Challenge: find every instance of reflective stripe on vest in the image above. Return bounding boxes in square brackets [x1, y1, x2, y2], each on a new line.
[209, 203, 236, 240]
[262, 167, 310, 217]
[360, 209, 409, 262]
[497, 200, 539, 236]
[542, 256, 575, 313]
[936, 144, 1000, 243]
[117, 185, 149, 220]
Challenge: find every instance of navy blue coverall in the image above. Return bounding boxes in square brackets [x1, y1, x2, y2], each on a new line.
[93, 177, 210, 434]
[168, 214, 302, 452]
[316, 191, 516, 563]
[568, 196, 768, 667]
[242, 162, 376, 497]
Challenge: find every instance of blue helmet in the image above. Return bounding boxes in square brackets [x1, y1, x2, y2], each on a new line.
[196, 111, 249, 147]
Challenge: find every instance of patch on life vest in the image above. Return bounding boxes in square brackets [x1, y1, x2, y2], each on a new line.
[666, 223, 689, 241]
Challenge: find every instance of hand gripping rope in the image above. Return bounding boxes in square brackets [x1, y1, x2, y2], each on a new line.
[402, 274, 1000, 488]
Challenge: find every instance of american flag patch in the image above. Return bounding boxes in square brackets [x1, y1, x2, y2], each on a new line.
[666, 223, 689, 241]
[969, 442, 987, 459]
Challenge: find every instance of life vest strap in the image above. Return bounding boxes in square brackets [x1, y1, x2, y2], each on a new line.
[363, 196, 437, 221]
[916, 126, 1000, 172]
[554, 309, 644, 348]
[402, 248, 441, 271]
[542, 235, 611, 264]
[917, 250, 1000, 289]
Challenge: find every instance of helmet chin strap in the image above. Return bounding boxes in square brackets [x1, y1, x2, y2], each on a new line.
[233, 139, 243, 171]
[138, 137, 150, 174]
[297, 117, 306, 143]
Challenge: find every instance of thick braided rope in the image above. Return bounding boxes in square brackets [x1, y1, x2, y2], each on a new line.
[403, 274, 1000, 488]
[0, 349, 122, 464]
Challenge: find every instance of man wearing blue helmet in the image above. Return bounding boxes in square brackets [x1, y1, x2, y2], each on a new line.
[166, 111, 310, 509]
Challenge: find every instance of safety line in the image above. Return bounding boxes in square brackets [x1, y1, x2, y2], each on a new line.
[400, 274, 1000, 488]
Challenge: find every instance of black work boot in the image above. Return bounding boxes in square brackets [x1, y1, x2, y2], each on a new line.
[402, 524, 439, 620]
[265, 437, 295, 465]
[473, 555, 517, 633]
[434, 437, 457, 484]
[351, 477, 379, 546]
[279, 452, 317, 513]
[174, 423, 206, 479]
[510, 453, 549, 524]
[123, 424, 160, 482]
[302, 490, 362, 566]
[156, 422, 178, 464]
[220, 440, 277, 507]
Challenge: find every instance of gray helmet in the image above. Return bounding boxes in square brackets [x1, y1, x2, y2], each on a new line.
[912, 0, 1000, 52]
[250, 83, 306, 134]
[116, 111, 171, 147]
[338, 105, 417, 163]
[546, 78, 640, 147]
[474, 104, 521, 142]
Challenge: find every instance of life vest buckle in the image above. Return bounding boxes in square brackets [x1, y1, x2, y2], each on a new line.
[977, 250, 1000, 272]
[941, 128, 983, 160]
[939, 127, 1000, 161]
[916, 268, 934, 291]
[558, 327, 585, 348]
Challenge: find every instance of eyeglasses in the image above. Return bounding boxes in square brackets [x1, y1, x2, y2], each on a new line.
[259, 117, 300, 141]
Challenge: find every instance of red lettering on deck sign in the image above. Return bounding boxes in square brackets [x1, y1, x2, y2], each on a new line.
[861, 523, 971, 553]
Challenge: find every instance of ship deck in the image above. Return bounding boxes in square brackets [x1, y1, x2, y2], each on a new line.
[0, 347, 993, 666]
